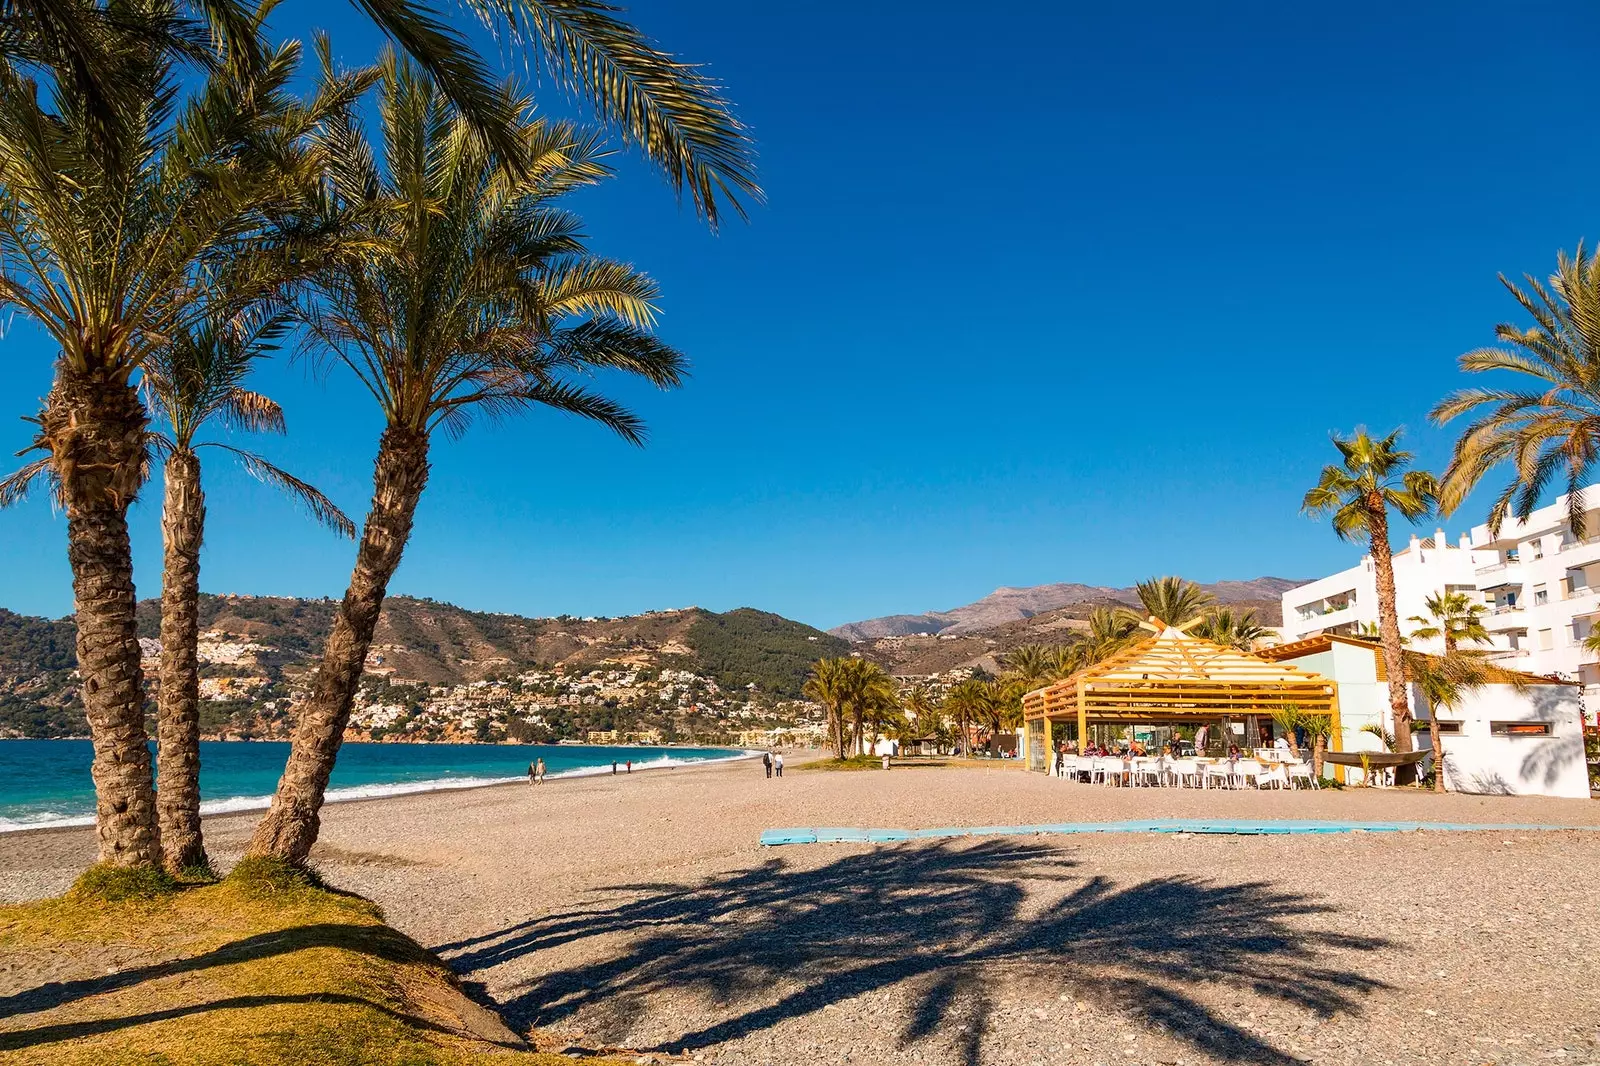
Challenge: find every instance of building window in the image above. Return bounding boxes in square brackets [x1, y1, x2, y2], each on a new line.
[1532, 542, 1545, 560]
[1490, 721, 1553, 737]
[1538, 628, 1554, 650]
[1534, 584, 1548, 606]
[1417, 720, 1464, 735]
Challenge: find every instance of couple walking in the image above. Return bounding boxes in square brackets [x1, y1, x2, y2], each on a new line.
[762, 751, 784, 778]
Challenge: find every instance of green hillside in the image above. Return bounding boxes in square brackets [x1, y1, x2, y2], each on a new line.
[686, 607, 849, 697]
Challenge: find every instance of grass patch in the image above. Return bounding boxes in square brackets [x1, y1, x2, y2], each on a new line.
[0, 863, 625, 1065]
[69, 863, 177, 903]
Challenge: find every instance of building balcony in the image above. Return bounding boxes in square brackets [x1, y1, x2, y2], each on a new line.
[1560, 535, 1600, 566]
[1564, 586, 1600, 619]
[1485, 606, 1526, 629]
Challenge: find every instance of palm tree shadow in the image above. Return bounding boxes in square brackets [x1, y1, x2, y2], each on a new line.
[445, 840, 1394, 1066]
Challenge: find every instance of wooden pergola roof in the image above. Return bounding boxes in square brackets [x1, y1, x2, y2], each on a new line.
[1022, 621, 1338, 724]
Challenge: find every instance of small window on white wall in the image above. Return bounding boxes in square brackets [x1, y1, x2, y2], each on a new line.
[1538, 628, 1555, 650]
[1491, 721, 1552, 737]
[1534, 584, 1549, 606]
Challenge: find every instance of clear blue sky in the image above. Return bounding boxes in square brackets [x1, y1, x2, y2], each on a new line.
[1, 1, 1596, 629]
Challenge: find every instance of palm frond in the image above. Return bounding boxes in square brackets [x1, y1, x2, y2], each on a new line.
[205, 444, 355, 537]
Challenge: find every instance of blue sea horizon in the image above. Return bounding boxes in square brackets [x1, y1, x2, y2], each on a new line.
[0, 739, 747, 832]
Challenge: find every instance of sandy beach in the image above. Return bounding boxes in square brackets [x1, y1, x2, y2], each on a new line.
[3, 757, 1599, 1065]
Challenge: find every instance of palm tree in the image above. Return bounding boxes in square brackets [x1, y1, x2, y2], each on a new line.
[1408, 651, 1529, 793]
[1270, 705, 1303, 759]
[1431, 244, 1600, 538]
[1083, 607, 1139, 666]
[943, 677, 998, 757]
[1303, 428, 1438, 773]
[0, 32, 362, 867]
[838, 657, 896, 756]
[803, 658, 850, 760]
[248, 60, 689, 863]
[1192, 607, 1266, 651]
[3, 0, 760, 227]
[1300, 713, 1333, 780]
[1407, 590, 1490, 656]
[1122, 576, 1214, 629]
[141, 310, 354, 874]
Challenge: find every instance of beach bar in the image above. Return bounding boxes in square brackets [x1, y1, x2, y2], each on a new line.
[1021, 621, 1341, 771]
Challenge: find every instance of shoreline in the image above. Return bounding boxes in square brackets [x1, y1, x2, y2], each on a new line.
[0, 746, 759, 837]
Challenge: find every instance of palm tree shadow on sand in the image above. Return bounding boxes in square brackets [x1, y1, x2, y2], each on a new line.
[438, 840, 1393, 1065]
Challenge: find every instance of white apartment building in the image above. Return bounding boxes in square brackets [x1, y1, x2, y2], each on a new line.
[1281, 485, 1600, 709]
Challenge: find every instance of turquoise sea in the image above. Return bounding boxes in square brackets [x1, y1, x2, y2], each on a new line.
[0, 739, 747, 831]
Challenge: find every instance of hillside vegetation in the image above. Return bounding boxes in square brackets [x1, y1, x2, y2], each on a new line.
[0, 597, 843, 738]
[684, 608, 849, 697]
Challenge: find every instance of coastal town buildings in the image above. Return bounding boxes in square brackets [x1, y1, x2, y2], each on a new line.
[1281, 485, 1600, 712]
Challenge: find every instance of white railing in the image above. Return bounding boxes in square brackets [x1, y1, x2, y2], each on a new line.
[1560, 535, 1600, 554]
[1489, 604, 1522, 615]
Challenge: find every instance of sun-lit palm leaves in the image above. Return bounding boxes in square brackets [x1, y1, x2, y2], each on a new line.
[2, 0, 759, 225]
[295, 56, 682, 444]
[1125, 576, 1214, 628]
[249, 59, 691, 863]
[1301, 429, 1438, 541]
[1432, 244, 1600, 538]
[1191, 607, 1266, 651]
[1407, 590, 1489, 655]
[1303, 427, 1437, 769]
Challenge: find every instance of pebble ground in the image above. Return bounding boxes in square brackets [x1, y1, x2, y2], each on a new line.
[3, 757, 1598, 1065]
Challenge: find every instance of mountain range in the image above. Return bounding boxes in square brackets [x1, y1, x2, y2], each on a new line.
[829, 577, 1304, 641]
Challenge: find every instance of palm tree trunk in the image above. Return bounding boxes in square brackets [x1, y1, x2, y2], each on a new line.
[1312, 731, 1326, 779]
[42, 366, 160, 867]
[1431, 634, 1455, 795]
[1366, 501, 1416, 782]
[832, 703, 845, 759]
[156, 448, 207, 874]
[247, 426, 430, 864]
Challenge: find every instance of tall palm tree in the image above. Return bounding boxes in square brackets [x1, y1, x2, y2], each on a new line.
[943, 677, 997, 757]
[1407, 590, 1490, 656]
[1192, 607, 1266, 651]
[1303, 428, 1438, 772]
[0, 31, 363, 867]
[836, 657, 895, 756]
[1124, 576, 1214, 628]
[141, 309, 354, 873]
[1432, 244, 1600, 537]
[1408, 651, 1529, 793]
[248, 59, 688, 863]
[804, 658, 850, 759]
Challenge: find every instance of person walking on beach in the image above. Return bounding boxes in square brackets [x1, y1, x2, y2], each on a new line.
[763, 751, 773, 778]
[534, 758, 546, 784]
[612, 761, 618, 775]
[528, 761, 536, 787]
[626, 760, 632, 774]
[774, 752, 784, 777]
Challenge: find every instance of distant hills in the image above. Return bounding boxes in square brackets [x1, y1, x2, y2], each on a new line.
[829, 577, 1304, 642]
[0, 596, 849, 738]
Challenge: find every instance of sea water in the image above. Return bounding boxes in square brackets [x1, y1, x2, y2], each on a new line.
[0, 739, 747, 831]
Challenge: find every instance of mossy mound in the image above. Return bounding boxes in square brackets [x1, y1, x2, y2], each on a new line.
[0, 863, 622, 1065]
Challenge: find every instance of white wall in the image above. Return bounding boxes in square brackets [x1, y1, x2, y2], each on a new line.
[1422, 683, 1590, 799]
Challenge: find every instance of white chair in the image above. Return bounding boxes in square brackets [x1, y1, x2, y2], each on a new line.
[1233, 760, 1263, 788]
[1061, 755, 1081, 782]
[1133, 757, 1164, 788]
[1170, 758, 1199, 788]
[1088, 757, 1108, 785]
[1257, 765, 1289, 790]
[1101, 758, 1126, 786]
[1287, 762, 1318, 789]
[1203, 762, 1232, 789]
